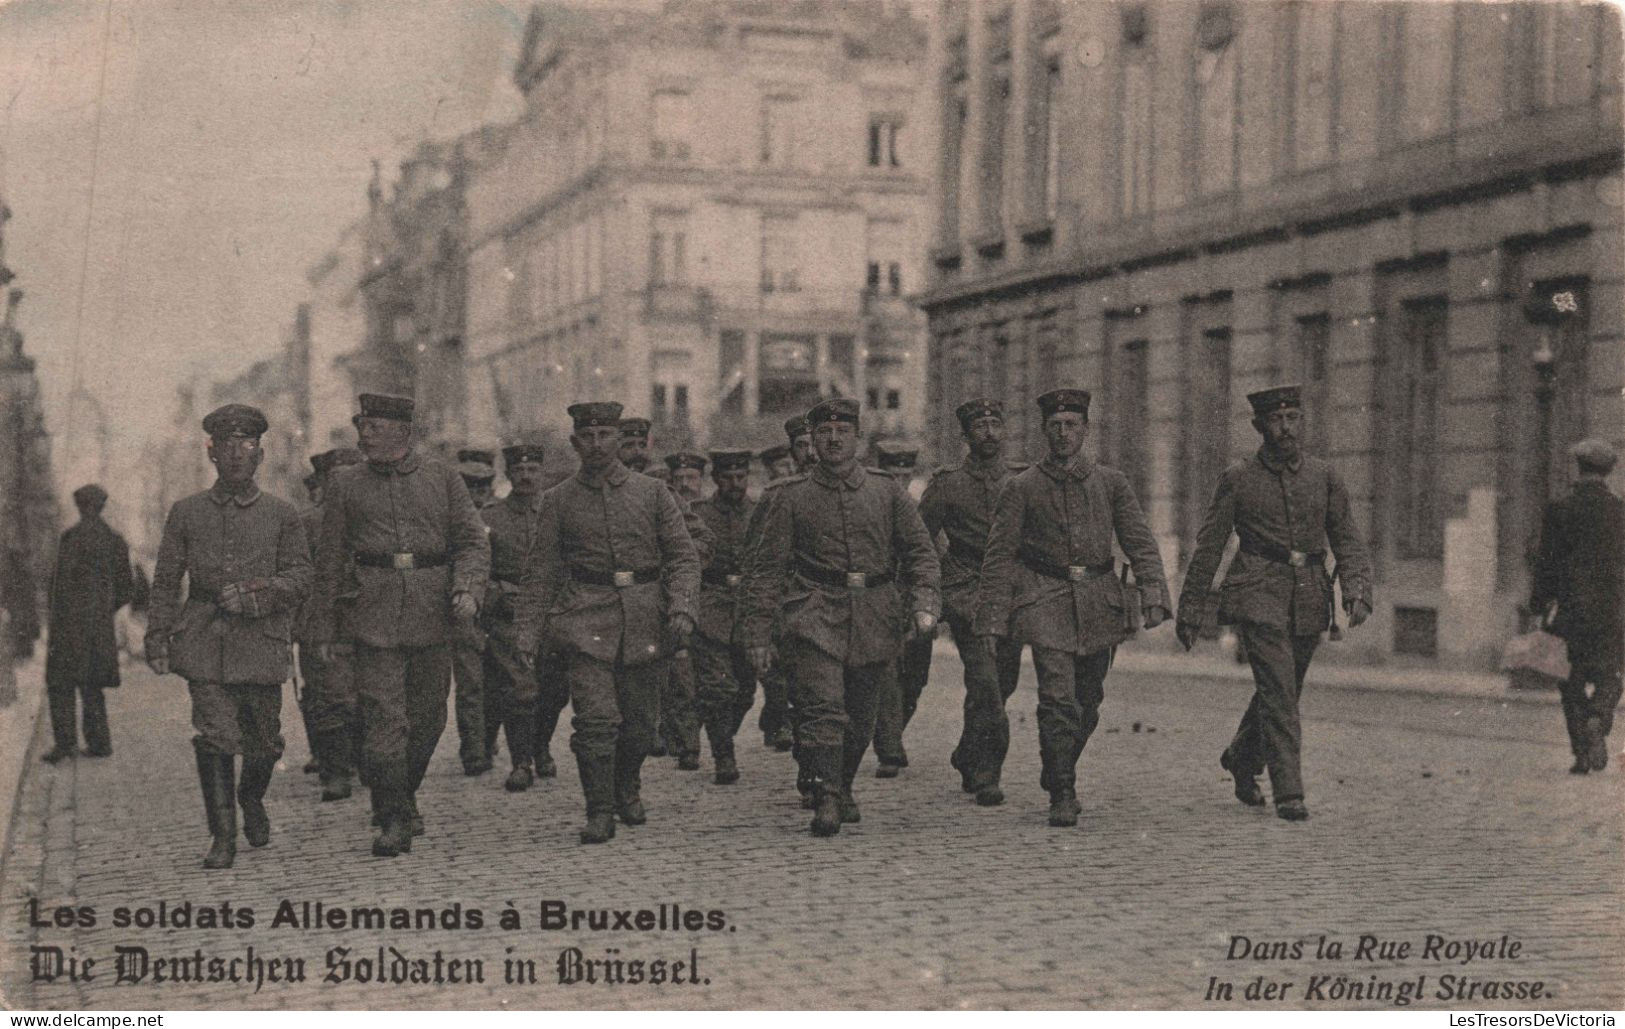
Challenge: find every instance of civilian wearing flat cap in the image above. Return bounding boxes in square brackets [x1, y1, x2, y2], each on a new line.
[1530, 438, 1623, 774]
[690, 450, 760, 784]
[914, 398, 1029, 805]
[1175, 385, 1373, 821]
[449, 458, 498, 773]
[973, 388, 1170, 828]
[146, 404, 312, 868]
[296, 448, 365, 801]
[741, 397, 941, 835]
[513, 401, 701, 844]
[871, 444, 934, 777]
[42, 484, 134, 763]
[310, 393, 490, 857]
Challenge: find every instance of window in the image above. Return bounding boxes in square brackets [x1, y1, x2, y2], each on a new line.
[942, 91, 967, 242]
[1295, 314, 1331, 455]
[887, 262, 902, 295]
[649, 211, 689, 287]
[1041, 60, 1062, 220]
[982, 78, 1010, 229]
[866, 218, 907, 295]
[868, 116, 902, 168]
[1395, 297, 1447, 558]
[866, 262, 882, 293]
[864, 261, 903, 296]
[761, 96, 800, 167]
[760, 214, 799, 292]
[651, 383, 668, 420]
[673, 384, 690, 429]
[867, 386, 881, 408]
[885, 389, 900, 411]
[1121, 31, 1153, 217]
[651, 90, 693, 161]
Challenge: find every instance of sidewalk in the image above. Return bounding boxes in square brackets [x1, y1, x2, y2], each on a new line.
[0, 651, 45, 875]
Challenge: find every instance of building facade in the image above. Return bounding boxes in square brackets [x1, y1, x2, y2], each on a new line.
[921, 0, 1625, 669]
[463, 0, 931, 454]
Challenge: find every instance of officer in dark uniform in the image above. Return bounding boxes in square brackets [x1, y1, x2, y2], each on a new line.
[872, 444, 933, 778]
[310, 394, 490, 857]
[918, 398, 1028, 806]
[974, 388, 1170, 828]
[297, 447, 364, 800]
[1175, 384, 1373, 821]
[43, 484, 133, 763]
[514, 401, 700, 844]
[452, 456, 496, 774]
[659, 452, 709, 769]
[741, 398, 940, 836]
[752, 443, 798, 752]
[1530, 438, 1623, 774]
[146, 404, 312, 868]
[691, 450, 759, 784]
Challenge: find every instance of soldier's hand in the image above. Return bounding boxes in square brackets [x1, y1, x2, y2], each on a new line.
[1344, 599, 1371, 628]
[1142, 604, 1168, 630]
[317, 643, 334, 663]
[911, 611, 937, 638]
[217, 582, 245, 615]
[1175, 620, 1199, 652]
[748, 645, 774, 677]
[145, 647, 169, 676]
[668, 612, 696, 642]
[451, 590, 478, 621]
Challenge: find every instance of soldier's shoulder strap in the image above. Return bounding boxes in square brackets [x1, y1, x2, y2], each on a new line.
[1005, 461, 1031, 472]
[762, 474, 806, 493]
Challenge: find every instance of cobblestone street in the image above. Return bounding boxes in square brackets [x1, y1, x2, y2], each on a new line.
[3, 647, 1620, 1011]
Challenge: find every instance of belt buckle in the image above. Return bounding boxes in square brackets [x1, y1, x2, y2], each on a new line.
[725, 574, 742, 588]
[391, 553, 415, 571]
[845, 572, 867, 590]
[1067, 565, 1087, 583]
[1288, 551, 1308, 568]
[613, 570, 636, 588]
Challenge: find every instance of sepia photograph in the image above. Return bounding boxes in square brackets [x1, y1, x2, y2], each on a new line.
[0, 0, 1620, 1013]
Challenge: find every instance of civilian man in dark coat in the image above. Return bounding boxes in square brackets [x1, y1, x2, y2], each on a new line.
[1530, 438, 1624, 774]
[42, 484, 134, 762]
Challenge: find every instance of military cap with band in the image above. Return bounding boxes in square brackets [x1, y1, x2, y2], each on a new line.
[457, 448, 496, 467]
[310, 450, 339, 476]
[202, 403, 269, 438]
[665, 452, 708, 472]
[956, 397, 1004, 429]
[618, 416, 652, 439]
[807, 397, 860, 427]
[568, 401, 624, 429]
[502, 442, 547, 468]
[457, 460, 496, 483]
[758, 443, 792, 464]
[709, 449, 753, 473]
[73, 483, 109, 508]
[1246, 384, 1303, 416]
[783, 414, 811, 442]
[1571, 437, 1618, 474]
[876, 444, 919, 471]
[354, 393, 414, 422]
[1035, 389, 1091, 419]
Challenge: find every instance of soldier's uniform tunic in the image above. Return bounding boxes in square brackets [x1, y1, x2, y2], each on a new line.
[741, 462, 940, 798]
[654, 481, 711, 762]
[1176, 447, 1372, 803]
[974, 454, 1169, 796]
[311, 451, 490, 828]
[480, 490, 547, 772]
[916, 454, 1028, 792]
[297, 500, 363, 784]
[692, 490, 758, 764]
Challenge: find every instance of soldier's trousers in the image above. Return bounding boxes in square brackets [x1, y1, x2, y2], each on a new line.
[691, 636, 756, 759]
[354, 642, 451, 821]
[1558, 645, 1624, 754]
[947, 617, 1024, 790]
[873, 632, 935, 764]
[757, 662, 790, 740]
[482, 632, 538, 769]
[1030, 645, 1113, 794]
[188, 680, 284, 761]
[782, 639, 892, 795]
[451, 639, 487, 767]
[297, 644, 358, 737]
[47, 678, 110, 754]
[1226, 624, 1320, 802]
[658, 653, 702, 757]
[535, 653, 570, 758]
[566, 652, 661, 814]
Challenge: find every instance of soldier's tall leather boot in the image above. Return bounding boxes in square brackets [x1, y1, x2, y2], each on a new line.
[614, 750, 648, 826]
[577, 754, 617, 844]
[504, 718, 536, 793]
[709, 722, 740, 785]
[194, 741, 236, 869]
[316, 730, 354, 801]
[809, 748, 843, 837]
[371, 790, 413, 857]
[238, 755, 275, 848]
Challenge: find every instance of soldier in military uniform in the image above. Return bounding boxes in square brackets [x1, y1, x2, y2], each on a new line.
[310, 394, 490, 857]
[146, 405, 312, 868]
[741, 398, 940, 836]
[918, 398, 1028, 806]
[514, 401, 700, 844]
[691, 450, 759, 784]
[974, 388, 1170, 828]
[1175, 385, 1372, 822]
[759, 442, 795, 483]
[1530, 438, 1623, 775]
[658, 452, 709, 769]
[618, 417, 654, 474]
[751, 442, 799, 753]
[872, 444, 933, 778]
[785, 413, 817, 473]
[296, 447, 364, 801]
[451, 456, 496, 775]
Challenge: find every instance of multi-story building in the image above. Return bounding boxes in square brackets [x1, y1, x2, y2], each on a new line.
[302, 221, 368, 452]
[921, 0, 1624, 670]
[463, 0, 930, 457]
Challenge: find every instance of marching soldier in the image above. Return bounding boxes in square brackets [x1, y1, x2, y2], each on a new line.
[297, 447, 364, 801]
[146, 405, 312, 868]
[741, 398, 940, 836]
[691, 450, 759, 784]
[659, 452, 709, 769]
[786, 413, 817, 473]
[1175, 385, 1372, 822]
[1529, 438, 1623, 775]
[452, 456, 497, 774]
[310, 394, 489, 857]
[759, 442, 795, 483]
[43, 484, 133, 763]
[873, 444, 933, 778]
[618, 417, 654, 474]
[514, 401, 700, 844]
[751, 444, 798, 752]
[479, 440, 552, 790]
[973, 388, 1170, 828]
[918, 398, 1028, 806]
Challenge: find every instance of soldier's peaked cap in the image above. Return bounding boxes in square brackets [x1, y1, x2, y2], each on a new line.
[758, 443, 791, 464]
[807, 397, 860, 427]
[956, 397, 1004, 428]
[783, 414, 811, 440]
[457, 460, 496, 482]
[568, 401, 624, 429]
[456, 448, 496, 467]
[665, 451, 708, 472]
[1571, 437, 1617, 474]
[1246, 384, 1303, 416]
[876, 443, 919, 470]
[355, 393, 414, 422]
[310, 450, 338, 475]
[73, 483, 108, 507]
[709, 449, 753, 472]
[1036, 389, 1091, 418]
[617, 416, 651, 438]
[202, 403, 268, 438]
[502, 441, 546, 467]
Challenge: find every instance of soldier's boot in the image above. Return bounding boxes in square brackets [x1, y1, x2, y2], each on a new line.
[949, 746, 975, 793]
[1047, 787, 1080, 828]
[407, 795, 425, 837]
[504, 718, 537, 792]
[316, 731, 354, 801]
[1219, 750, 1267, 808]
[974, 784, 1005, 807]
[1570, 754, 1592, 775]
[614, 760, 648, 826]
[838, 790, 861, 824]
[194, 742, 237, 870]
[769, 727, 794, 752]
[1275, 798, 1310, 822]
[810, 786, 842, 837]
[237, 756, 275, 848]
[577, 755, 617, 845]
[1587, 716, 1609, 772]
[534, 749, 558, 778]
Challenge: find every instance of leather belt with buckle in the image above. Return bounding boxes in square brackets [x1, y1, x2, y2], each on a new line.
[571, 566, 660, 588]
[1239, 540, 1325, 568]
[1020, 550, 1112, 583]
[355, 551, 447, 570]
[794, 560, 895, 590]
[701, 568, 744, 589]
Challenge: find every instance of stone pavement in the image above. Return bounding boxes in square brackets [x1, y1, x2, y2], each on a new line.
[1, 647, 1619, 1011]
